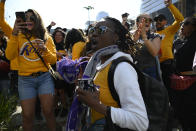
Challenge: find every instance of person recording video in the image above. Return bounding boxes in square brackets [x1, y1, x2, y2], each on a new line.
[5, 9, 57, 131]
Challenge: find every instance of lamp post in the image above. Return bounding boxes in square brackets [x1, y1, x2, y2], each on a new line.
[84, 6, 94, 26]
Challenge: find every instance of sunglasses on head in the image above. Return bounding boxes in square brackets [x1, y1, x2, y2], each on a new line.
[88, 25, 114, 35]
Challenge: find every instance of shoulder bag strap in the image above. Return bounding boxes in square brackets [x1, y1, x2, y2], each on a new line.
[108, 56, 143, 107]
[25, 35, 50, 70]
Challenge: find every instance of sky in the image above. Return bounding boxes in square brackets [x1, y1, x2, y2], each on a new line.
[4, 0, 141, 29]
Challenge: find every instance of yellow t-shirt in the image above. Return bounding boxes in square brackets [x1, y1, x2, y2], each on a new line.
[91, 63, 119, 123]
[157, 4, 184, 62]
[72, 41, 86, 60]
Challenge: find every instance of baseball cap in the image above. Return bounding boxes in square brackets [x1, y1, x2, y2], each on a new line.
[154, 14, 167, 22]
[122, 13, 129, 18]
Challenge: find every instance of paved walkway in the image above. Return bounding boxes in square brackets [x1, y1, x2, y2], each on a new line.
[11, 106, 67, 131]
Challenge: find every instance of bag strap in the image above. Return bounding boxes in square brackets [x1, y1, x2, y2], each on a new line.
[25, 35, 50, 70]
[108, 56, 144, 107]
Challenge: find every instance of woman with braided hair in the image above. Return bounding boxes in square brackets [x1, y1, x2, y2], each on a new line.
[73, 17, 149, 131]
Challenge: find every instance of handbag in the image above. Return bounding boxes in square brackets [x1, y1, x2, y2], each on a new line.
[170, 73, 196, 90]
[25, 35, 60, 80]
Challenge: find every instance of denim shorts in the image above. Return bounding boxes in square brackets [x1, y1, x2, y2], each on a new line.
[18, 72, 55, 100]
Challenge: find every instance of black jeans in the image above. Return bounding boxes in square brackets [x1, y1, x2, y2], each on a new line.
[160, 59, 177, 131]
[160, 59, 175, 100]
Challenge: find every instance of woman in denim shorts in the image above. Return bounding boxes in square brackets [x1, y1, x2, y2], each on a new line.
[5, 9, 57, 131]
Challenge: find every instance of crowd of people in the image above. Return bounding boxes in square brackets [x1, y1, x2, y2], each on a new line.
[0, 0, 196, 131]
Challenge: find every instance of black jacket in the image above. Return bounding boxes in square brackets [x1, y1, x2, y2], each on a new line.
[175, 31, 196, 72]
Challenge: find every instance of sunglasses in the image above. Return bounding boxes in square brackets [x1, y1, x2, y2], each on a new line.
[25, 14, 36, 22]
[88, 25, 114, 35]
[28, 15, 36, 22]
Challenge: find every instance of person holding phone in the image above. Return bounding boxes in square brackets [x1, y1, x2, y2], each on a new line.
[5, 9, 57, 131]
[75, 17, 148, 131]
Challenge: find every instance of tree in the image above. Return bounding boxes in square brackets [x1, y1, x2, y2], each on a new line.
[84, 6, 94, 26]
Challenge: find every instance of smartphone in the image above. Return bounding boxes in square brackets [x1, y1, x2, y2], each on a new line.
[15, 11, 26, 22]
[77, 78, 95, 92]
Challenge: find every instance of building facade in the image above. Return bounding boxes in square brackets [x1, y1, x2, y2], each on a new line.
[141, 0, 196, 25]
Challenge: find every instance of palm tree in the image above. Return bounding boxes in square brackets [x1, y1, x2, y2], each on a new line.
[84, 6, 94, 26]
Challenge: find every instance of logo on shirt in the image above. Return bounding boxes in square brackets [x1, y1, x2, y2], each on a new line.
[19, 40, 43, 61]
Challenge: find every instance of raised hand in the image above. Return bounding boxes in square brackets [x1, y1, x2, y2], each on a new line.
[12, 19, 27, 36]
[140, 18, 148, 39]
[50, 21, 56, 27]
[133, 18, 146, 42]
[164, 0, 172, 7]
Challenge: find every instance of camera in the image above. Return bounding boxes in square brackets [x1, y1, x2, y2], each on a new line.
[77, 78, 95, 92]
[15, 11, 26, 22]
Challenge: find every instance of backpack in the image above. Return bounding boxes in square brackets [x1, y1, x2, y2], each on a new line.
[107, 56, 169, 131]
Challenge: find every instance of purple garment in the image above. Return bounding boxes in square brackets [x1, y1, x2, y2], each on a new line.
[56, 57, 88, 131]
[65, 96, 86, 131]
[65, 46, 120, 131]
[65, 77, 90, 131]
[57, 57, 88, 84]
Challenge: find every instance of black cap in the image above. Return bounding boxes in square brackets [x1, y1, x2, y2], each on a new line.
[154, 14, 167, 22]
[63, 28, 67, 32]
[122, 12, 129, 18]
[55, 27, 62, 31]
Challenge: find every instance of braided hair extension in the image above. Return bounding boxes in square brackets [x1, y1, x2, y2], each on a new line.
[104, 17, 139, 56]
